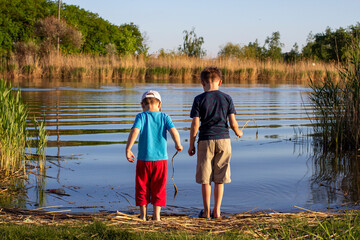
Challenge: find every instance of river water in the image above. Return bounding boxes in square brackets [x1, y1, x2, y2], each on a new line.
[6, 80, 360, 215]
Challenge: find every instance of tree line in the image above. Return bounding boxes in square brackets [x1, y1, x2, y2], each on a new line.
[0, 0, 147, 56]
[221, 24, 360, 63]
[176, 24, 360, 63]
[0, 0, 359, 64]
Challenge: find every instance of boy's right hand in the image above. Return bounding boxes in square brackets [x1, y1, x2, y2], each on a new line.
[176, 144, 183, 152]
[126, 150, 135, 163]
[188, 145, 196, 156]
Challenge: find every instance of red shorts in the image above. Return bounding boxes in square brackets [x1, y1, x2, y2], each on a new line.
[135, 160, 167, 207]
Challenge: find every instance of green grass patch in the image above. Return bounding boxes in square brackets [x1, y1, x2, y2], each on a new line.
[0, 222, 136, 240]
[253, 211, 360, 239]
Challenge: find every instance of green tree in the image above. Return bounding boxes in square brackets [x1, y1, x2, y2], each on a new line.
[34, 16, 83, 55]
[243, 39, 265, 60]
[0, 0, 53, 53]
[218, 42, 242, 58]
[0, 0, 147, 56]
[311, 27, 334, 62]
[284, 43, 300, 63]
[302, 32, 316, 60]
[264, 31, 284, 61]
[178, 27, 206, 57]
[301, 24, 360, 62]
[115, 23, 148, 55]
[61, 4, 147, 55]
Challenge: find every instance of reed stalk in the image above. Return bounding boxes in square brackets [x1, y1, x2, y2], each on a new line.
[33, 117, 47, 172]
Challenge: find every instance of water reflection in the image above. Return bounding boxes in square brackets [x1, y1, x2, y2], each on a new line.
[10, 77, 310, 90]
[0, 175, 27, 208]
[310, 151, 360, 208]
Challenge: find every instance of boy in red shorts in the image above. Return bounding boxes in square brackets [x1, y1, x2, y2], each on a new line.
[188, 66, 243, 219]
[126, 90, 183, 221]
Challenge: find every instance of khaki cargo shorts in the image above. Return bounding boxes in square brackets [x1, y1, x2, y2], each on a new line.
[196, 138, 231, 184]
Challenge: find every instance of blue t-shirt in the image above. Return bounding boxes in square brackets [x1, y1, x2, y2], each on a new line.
[190, 90, 236, 140]
[132, 111, 175, 161]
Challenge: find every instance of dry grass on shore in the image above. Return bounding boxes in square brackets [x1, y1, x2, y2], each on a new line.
[0, 206, 348, 237]
[1, 53, 340, 84]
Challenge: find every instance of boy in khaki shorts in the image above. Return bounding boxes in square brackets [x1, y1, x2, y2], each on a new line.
[188, 66, 243, 219]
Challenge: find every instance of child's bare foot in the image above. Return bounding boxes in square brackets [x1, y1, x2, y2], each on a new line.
[152, 205, 161, 221]
[212, 211, 221, 219]
[139, 205, 148, 221]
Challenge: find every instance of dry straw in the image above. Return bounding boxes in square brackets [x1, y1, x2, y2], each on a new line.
[3, 53, 339, 83]
[0, 206, 345, 238]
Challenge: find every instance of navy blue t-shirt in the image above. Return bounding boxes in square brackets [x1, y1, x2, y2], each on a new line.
[190, 90, 236, 140]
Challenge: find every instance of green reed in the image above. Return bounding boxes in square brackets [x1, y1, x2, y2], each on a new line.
[33, 117, 47, 172]
[0, 79, 47, 175]
[0, 79, 28, 174]
[309, 41, 360, 152]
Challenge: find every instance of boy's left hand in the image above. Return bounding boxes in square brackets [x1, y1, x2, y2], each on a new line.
[126, 150, 135, 162]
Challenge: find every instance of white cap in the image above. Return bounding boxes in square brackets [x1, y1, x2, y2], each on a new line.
[141, 90, 161, 102]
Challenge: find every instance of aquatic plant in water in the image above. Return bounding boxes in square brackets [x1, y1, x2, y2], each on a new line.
[309, 40, 360, 152]
[0, 79, 28, 174]
[33, 117, 47, 172]
[0, 79, 47, 175]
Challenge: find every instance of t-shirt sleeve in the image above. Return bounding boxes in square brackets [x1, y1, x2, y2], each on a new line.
[228, 96, 236, 115]
[165, 114, 175, 130]
[190, 97, 200, 118]
[132, 114, 142, 130]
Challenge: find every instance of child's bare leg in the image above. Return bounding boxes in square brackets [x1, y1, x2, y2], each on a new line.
[139, 205, 147, 221]
[153, 205, 161, 221]
[201, 183, 211, 218]
[213, 183, 224, 218]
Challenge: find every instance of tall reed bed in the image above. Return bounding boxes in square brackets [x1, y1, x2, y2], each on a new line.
[1, 52, 339, 83]
[0, 79, 47, 175]
[309, 41, 360, 152]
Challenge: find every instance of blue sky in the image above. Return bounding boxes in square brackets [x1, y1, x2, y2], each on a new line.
[63, 0, 360, 57]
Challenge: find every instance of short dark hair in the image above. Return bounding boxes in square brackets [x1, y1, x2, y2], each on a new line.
[141, 97, 160, 106]
[200, 66, 223, 83]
